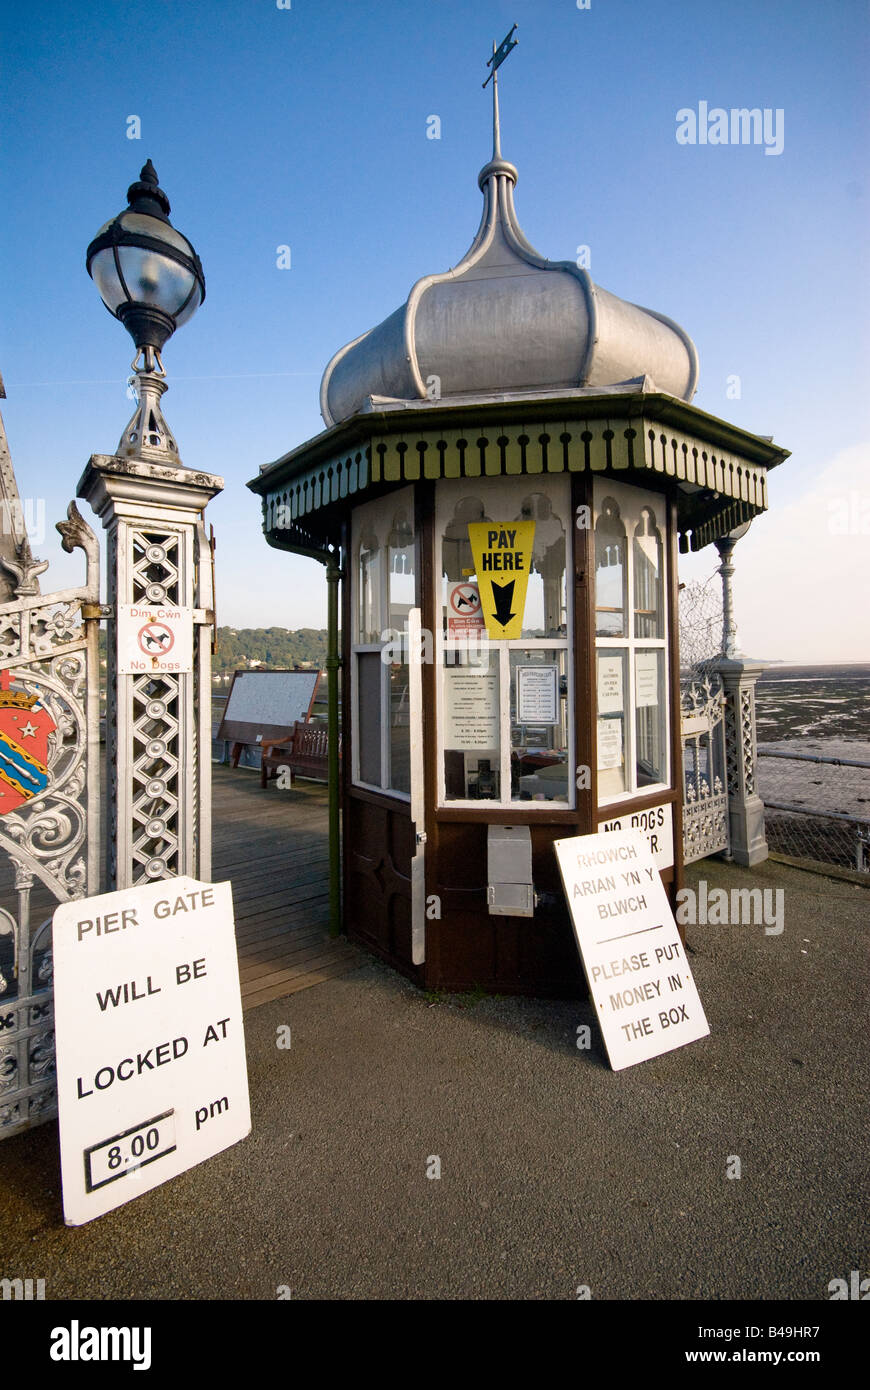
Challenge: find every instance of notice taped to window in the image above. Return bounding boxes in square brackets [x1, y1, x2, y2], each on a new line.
[444, 667, 499, 749]
[53, 876, 250, 1225]
[635, 651, 659, 707]
[516, 665, 559, 724]
[553, 829, 709, 1070]
[597, 717, 623, 770]
[597, 655, 623, 714]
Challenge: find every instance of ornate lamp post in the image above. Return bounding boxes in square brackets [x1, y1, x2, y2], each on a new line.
[79, 161, 222, 889]
[86, 159, 205, 465]
[714, 519, 751, 660]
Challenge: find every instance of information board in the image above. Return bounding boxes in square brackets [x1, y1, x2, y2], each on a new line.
[554, 829, 709, 1070]
[53, 876, 250, 1225]
[217, 669, 321, 747]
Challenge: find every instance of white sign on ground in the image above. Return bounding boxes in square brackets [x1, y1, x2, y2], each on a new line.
[117, 604, 193, 675]
[554, 829, 709, 1070]
[53, 876, 250, 1225]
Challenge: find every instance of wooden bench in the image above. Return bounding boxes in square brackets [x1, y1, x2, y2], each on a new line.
[260, 721, 340, 789]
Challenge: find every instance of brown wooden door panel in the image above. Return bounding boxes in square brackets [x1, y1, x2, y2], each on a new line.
[345, 790, 420, 977]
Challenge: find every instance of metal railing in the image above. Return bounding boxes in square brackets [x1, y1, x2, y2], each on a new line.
[758, 751, 870, 874]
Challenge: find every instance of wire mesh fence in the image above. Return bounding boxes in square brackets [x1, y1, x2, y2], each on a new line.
[763, 805, 870, 873]
[758, 747, 870, 872]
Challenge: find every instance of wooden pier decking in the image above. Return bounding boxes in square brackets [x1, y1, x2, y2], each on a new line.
[0, 765, 360, 1014]
[211, 764, 361, 1009]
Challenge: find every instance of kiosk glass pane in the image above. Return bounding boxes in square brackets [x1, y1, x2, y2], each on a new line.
[357, 652, 382, 785]
[510, 649, 569, 802]
[635, 648, 667, 786]
[519, 493, 567, 639]
[596, 649, 627, 797]
[633, 509, 663, 639]
[388, 506, 415, 634]
[594, 478, 670, 806]
[595, 498, 627, 637]
[389, 656, 411, 794]
[358, 532, 382, 643]
[443, 646, 501, 801]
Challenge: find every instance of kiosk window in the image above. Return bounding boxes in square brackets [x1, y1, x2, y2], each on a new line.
[633, 507, 664, 639]
[436, 477, 573, 808]
[594, 480, 670, 805]
[351, 488, 415, 798]
[358, 528, 382, 644]
[357, 652, 383, 786]
[510, 649, 570, 802]
[596, 649, 627, 798]
[595, 498, 627, 638]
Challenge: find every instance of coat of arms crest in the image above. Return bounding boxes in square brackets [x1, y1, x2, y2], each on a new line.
[0, 670, 57, 815]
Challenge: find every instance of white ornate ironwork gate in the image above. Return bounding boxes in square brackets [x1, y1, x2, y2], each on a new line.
[0, 504, 101, 1136]
[680, 669, 730, 864]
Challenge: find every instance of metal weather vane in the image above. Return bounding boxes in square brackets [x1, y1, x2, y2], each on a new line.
[482, 23, 518, 87]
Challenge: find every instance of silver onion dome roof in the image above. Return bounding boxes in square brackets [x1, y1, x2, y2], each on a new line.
[320, 91, 698, 427]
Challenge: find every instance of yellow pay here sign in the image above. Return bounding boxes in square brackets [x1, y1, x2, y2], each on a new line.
[467, 522, 535, 639]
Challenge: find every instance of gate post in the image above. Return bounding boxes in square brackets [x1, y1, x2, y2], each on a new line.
[77, 455, 222, 889]
[709, 526, 768, 867]
[712, 654, 768, 867]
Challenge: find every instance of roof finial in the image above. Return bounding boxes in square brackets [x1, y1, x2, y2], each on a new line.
[483, 23, 518, 157]
[479, 24, 519, 189]
[492, 43, 503, 159]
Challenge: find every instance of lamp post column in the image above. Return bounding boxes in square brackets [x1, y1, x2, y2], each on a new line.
[82, 161, 218, 889]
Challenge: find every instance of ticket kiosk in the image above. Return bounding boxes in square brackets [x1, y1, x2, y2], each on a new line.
[249, 115, 788, 995]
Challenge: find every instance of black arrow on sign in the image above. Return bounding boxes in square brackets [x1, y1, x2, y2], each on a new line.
[491, 580, 516, 628]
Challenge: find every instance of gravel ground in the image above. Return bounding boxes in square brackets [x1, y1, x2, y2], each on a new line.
[0, 857, 866, 1303]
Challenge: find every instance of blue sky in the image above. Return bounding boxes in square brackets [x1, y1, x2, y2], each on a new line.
[1, 0, 867, 658]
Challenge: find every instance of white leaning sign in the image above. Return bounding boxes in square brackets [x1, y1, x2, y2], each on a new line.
[554, 829, 709, 1070]
[53, 876, 250, 1225]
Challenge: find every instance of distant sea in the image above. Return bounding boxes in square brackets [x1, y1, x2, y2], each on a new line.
[755, 663, 870, 821]
[756, 663, 870, 742]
